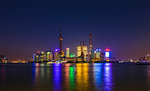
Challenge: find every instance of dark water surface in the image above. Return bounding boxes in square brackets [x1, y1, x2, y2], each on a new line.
[0, 63, 150, 91]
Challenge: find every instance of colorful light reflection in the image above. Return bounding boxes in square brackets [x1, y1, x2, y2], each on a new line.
[53, 63, 62, 91]
[104, 63, 113, 91]
[30, 63, 114, 91]
[69, 67, 75, 90]
[94, 63, 113, 90]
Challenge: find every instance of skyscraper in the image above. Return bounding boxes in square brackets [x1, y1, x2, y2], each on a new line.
[66, 48, 70, 57]
[96, 49, 101, 58]
[105, 48, 110, 61]
[77, 41, 88, 59]
[46, 51, 53, 61]
[58, 24, 64, 57]
[88, 33, 93, 61]
[89, 33, 93, 55]
[77, 46, 88, 57]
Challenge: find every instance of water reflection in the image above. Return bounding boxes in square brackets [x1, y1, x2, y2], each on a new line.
[31, 63, 113, 91]
[147, 66, 150, 89]
[69, 66, 75, 90]
[94, 63, 113, 90]
[53, 63, 62, 91]
[1, 63, 150, 91]
[104, 63, 113, 90]
[76, 63, 83, 90]
[76, 63, 91, 90]
[64, 64, 69, 90]
[93, 63, 102, 90]
[0, 64, 5, 81]
[83, 63, 89, 89]
[32, 63, 40, 89]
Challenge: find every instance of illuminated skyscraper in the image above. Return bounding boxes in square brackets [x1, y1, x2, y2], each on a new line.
[105, 48, 110, 61]
[77, 46, 88, 57]
[36, 51, 40, 62]
[89, 33, 93, 55]
[77, 41, 88, 58]
[49, 51, 53, 60]
[96, 49, 101, 58]
[88, 34, 93, 61]
[66, 48, 70, 57]
[54, 49, 60, 61]
[58, 24, 64, 57]
[40, 51, 44, 61]
[46, 51, 53, 61]
[33, 54, 36, 61]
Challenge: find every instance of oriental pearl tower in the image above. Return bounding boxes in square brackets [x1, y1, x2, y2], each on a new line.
[58, 24, 64, 57]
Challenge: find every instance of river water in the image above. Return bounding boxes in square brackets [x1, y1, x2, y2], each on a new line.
[0, 63, 150, 91]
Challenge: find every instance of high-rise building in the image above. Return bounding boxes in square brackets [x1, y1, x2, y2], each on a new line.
[36, 51, 40, 62]
[54, 49, 60, 61]
[77, 46, 88, 58]
[77, 41, 88, 58]
[96, 49, 101, 58]
[105, 48, 110, 61]
[145, 52, 150, 61]
[66, 48, 70, 57]
[58, 24, 64, 57]
[46, 51, 53, 61]
[49, 51, 53, 60]
[89, 33, 93, 55]
[33, 54, 36, 61]
[40, 51, 45, 61]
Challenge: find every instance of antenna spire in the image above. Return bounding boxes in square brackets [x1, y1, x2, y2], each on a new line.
[60, 24, 62, 36]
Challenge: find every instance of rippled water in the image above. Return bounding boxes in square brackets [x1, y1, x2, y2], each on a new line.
[0, 63, 150, 91]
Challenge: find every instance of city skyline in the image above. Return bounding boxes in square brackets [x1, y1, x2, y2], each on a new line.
[0, 0, 150, 61]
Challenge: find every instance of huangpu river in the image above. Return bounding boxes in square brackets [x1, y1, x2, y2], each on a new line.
[0, 63, 150, 91]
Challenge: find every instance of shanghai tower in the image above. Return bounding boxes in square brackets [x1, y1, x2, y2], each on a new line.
[58, 24, 64, 57]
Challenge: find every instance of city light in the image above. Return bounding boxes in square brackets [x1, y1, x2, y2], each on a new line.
[66, 48, 69, 50]
[105, 49, 110, 52]
[47, 52, 50, 55]
[29, 30, 115, 63]
[66, 48, 70, 57]
[96, 49, 101, 52]
[70, 54, 74, 57]
[55, 49, 60, 52]
[105, 52, 110, 58]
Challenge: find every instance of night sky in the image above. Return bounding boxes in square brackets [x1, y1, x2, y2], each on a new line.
[0, 0, 150, 61]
